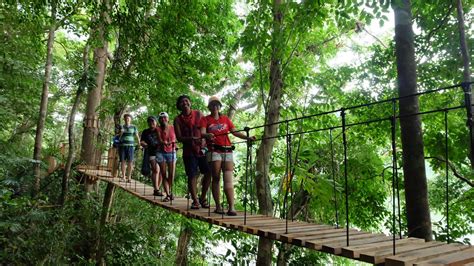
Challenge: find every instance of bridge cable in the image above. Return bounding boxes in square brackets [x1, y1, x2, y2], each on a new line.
[329, 129, 339, 229]
[445, 110, 450, 243]
[341, 108, 350, 246]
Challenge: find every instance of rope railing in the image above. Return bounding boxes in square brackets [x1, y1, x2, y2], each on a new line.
[217, 81, 471, 254]
[89, 81, 471, 256]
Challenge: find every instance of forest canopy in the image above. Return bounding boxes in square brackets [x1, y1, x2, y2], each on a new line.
[0, 0, 472, 264]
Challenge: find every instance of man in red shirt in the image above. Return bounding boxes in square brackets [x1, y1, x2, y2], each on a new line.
[174, 95, 211, 209]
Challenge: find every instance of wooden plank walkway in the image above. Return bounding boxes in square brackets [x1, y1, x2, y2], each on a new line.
[78, 167, 474, 265]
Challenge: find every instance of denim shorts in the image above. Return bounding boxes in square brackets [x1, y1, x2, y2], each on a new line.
[119, 146, 135, 162]
[207, 151, 233, 162]
[183, 155, 209, 178]
[156, 152, 177, 163]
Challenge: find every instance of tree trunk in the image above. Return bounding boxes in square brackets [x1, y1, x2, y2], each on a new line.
[81, 0, 109, 192]
[255, 0, 284, 264]
[276, 188, 310, 265]
[393, 0, 432, 241]
[60, 45, 89, 205]
[455, 0, 473, 168]
[33, 3, 57, 196]
[175, 223, 192, 266]
[95, 183, 116, 265]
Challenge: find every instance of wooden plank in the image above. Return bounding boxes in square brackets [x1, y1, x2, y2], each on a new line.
[298, 231, 369, 248]
[359, 241, 445, 264]
[282, 228, 359, 244]
[413, 247, 474, 266]
[385, 243, 470, 266]
[261, 224, 332, 239]
[341, 237, 425, 259]
[304, 232, 376, 250]
[322, 234, 391, 254]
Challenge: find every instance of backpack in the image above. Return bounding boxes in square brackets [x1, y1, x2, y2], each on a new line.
[112, 135, 121, 148]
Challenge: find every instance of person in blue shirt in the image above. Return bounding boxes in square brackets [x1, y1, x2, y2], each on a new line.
[119, 114, 140, 182]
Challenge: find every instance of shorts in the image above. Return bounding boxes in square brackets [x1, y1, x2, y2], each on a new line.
[183, 155, 209, 178]
[207, 151, 233, 162]
[156, 152, 177, 163]
[119, 146, 135, 162]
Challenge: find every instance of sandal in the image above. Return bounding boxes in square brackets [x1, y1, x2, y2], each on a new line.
[214, 208, 225, 214]
[153, 190, 163, 196]
[169, 194, 174, 200]
[227, 210, 237, 216]
[190, 201, 200, 210]
[162, 196, 171, 202]
[199, 198, 210, 208]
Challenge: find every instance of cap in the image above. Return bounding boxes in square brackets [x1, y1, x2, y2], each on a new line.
[147, 116, 157, 122]
[208, 96, 222, 107]
[159, 112, 169, 118]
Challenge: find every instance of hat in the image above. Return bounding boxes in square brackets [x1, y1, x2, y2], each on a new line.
[159, 112, 169, 118]
[208, 96, 222, 107]
[147, 116, 157, 122]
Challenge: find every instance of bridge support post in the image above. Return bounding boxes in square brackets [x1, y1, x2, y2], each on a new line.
[96, 183, 116, 265]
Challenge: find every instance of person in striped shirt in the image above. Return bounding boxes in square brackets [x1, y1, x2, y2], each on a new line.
[119, 114, 140, 182]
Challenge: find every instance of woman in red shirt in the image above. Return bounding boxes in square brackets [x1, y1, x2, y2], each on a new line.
[200, 96, 255, 216]
[156, 112, 177, 202]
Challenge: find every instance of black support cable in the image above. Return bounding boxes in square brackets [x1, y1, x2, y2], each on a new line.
[393, 101, 402, 240]
[445, 110, 450, 244]
[244, 127, 250, 225]
[390, 100, 398, 256]
[329, 129, 339, 228]
[341, 109, 350, 246]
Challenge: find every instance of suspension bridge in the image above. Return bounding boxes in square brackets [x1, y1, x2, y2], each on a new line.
[79, 82, 474, 265]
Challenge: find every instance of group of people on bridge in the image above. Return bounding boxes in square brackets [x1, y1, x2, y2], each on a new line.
[115, 95, 255, 216]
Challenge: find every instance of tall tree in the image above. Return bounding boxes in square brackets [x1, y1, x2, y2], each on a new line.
[393, 0, 432, 241]
[60, 44, 90, 205]
[455, 0, 473, 168]
[81, 0, 110, 190]
[32, 1, 57, 195]
[254, 0, 284, 264]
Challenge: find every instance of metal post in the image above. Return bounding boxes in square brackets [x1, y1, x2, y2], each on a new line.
[391, 106, 398, 255]
[244, 127, 250, 225]
[445, 110, 450, 243]
[284, 121, 290, 234]
[329, 129, 339, 228]
[392, 101, 402, 239]
[341, 109, 349, 246]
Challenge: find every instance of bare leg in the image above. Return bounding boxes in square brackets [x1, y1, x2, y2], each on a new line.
[120, 161, 126, 179]
[189, 175, 199, 203]
[223, 161, 235, 211]
[211, 160, 222, 210]
[150, 159, 160, 191]
[200, 171, 211, 203]
[167, 160, 176, 197]
[160, 161, 169, 196]
[126, 161, 134, 181]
